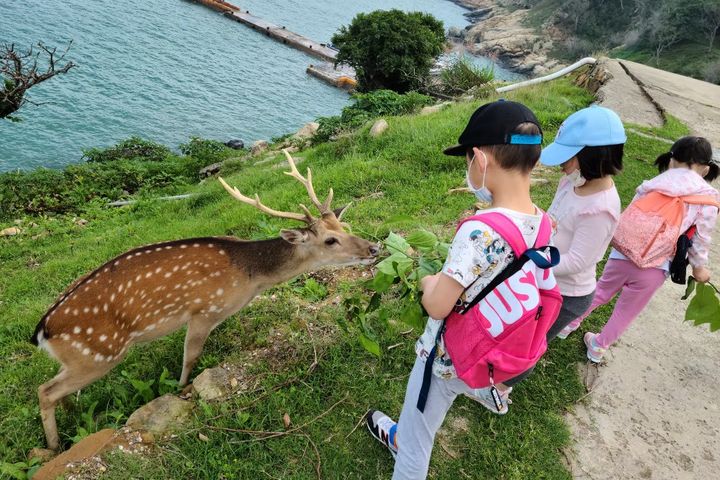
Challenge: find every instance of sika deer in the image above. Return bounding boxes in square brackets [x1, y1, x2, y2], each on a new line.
[32, 150, 379, 450]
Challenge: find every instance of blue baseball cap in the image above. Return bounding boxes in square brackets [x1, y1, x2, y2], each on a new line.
[540, 105, 626, 166]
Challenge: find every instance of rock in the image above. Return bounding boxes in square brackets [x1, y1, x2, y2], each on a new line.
[74, 218, 88, 227]
[420, 102, 451, 116]
[251, 140, 269, 156]
[292, 122, 319, 140]
[464, 7, 494, 21]
[28, 448, 56, 463]
[192, 367, 232, 401]
[447, 26, 465, 39]
[199, 162, 224, 178]
[125, 394, 193, 436]
[0, 226, 20, 236]
[224, 139, 245, 150]
[369, 119, 389, 137]
[32, 429, 117, 480]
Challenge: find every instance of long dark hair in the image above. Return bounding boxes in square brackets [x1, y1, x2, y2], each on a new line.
[655, 136, 719, 181]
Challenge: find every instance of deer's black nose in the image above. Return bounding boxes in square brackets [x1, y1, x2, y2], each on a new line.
[369, 244, 380, 256]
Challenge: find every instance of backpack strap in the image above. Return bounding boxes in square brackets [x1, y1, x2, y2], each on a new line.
[679, 195, 720, 210]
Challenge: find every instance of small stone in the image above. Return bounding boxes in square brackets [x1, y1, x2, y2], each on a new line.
[28, 447, 56, 463]
[251, 140, 269, 156]
[230, 377, 238, 388]
[198, 433, 210, 442]
[199, 162, 223, 178]
[420, 102, 451, 116]
[369, 119, 389, 137]
[0, 226, 20, 236]
[283, 413, 291, 429]
[125, 395, 193, 436]
[74, 218, 88, 226]
[192, 367, 232, 401]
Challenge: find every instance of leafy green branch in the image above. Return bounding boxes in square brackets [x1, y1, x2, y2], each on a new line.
[340, 229, 450, 356]
[682, 277, 720, 331]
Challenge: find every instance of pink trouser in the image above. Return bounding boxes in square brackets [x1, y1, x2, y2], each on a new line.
[570, 259, 667, 348]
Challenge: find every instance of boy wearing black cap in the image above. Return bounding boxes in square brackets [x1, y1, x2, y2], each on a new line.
[366, 100, 549, 479]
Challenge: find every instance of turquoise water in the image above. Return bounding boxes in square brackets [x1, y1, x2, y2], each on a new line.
[0, 0, 512, 172]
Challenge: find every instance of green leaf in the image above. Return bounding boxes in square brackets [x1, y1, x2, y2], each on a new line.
[0, 462, 27, 480]
[366, 292, 382, 313]
[418, 257, 442, 278]
[682, 276, 696, 300]
[358, 333, 381, 357]
[384, 232, 411, 255]
[406, 230, 437, 251]
[375, 253, 413, 276]
[685, 282, 720, 328]
[400, 301, 425, 330]
[436, 242, 451, 258]
[368, 271, 396, 293]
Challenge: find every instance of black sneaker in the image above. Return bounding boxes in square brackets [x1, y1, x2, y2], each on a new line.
[365, 410, 398, 457]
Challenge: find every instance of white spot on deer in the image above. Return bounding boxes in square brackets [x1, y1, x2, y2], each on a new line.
[165, 245, 172, 250]
[193, 243, 200, 248]
[136, 274, 142, 282]
[114, 260, 120, 267]
[210, 294, 215, 299]
[103, 304, 108, 312]
[72, 308, 79, 316]
[156, 247, 162, 252]
[129, 297, 135, 305]
[82, 348, 90, 356]
[216, 288, 224, 296]
[140, 290, 146, 298]
[108, 343, 113, 349]
[94, 353, 105, 362]
[208, 243, 214, 248]
[60, 333, 70, 340]
[106, 356, 114, 362]
[127, 280, 133, 289]
[99, 334, 107, 342]
[155, 267, 162, 274]
[104, 268, 109, 273]
[145, 272, 152, 278]
[145, 324, 156, 331]
[181, 244, 187, 249]
[110, 293, 116, 303]
[86, 327, 94, 334]
[92, 306, 99, 314]
[194, 298, 202, 304]
[153, 309, 160, 316]
[113, 332, 118, 339]
[172, 265, 179, 272]
[73, 326, 81, 334]
[164, 272, 172, 278]
[219, 249, 226, 256]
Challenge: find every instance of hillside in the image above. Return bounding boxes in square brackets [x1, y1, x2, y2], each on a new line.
[0, 78, 682, 478]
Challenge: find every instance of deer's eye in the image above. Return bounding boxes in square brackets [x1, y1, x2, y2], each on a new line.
[325, 237, 338, 246]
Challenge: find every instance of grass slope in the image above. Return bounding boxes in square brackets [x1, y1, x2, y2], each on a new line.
[0, 79, 673, 479]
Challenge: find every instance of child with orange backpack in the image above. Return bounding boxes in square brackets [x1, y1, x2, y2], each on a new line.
[562, 136, 720, 362]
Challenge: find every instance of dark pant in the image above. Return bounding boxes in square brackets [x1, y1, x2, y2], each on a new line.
[503, 291, 595, 387]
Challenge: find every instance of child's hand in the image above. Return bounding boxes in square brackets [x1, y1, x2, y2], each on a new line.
[692, 266, 711, 283]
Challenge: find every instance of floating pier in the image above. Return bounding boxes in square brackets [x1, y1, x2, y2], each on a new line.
[185, 0, 356, 88]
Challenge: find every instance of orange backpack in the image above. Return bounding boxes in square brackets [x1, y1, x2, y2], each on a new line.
[612, 192, 720, 268]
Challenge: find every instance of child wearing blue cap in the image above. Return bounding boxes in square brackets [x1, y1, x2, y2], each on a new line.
[480, 104, 626, 389]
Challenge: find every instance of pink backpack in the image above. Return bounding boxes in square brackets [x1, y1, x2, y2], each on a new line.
[612, 192, 720, 268]
[417, 212, 562, 412]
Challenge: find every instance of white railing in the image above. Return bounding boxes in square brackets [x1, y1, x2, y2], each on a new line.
[496, 57, 597, 93]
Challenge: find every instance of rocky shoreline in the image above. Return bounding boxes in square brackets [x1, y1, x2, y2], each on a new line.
[448, 0, 563, 77]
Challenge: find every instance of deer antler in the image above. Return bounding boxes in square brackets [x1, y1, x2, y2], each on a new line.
[282, 149, 334, 215]
[218, 177, 312, 223]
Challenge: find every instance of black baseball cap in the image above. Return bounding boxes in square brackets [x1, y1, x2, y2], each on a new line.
[443, 100, 543, 156]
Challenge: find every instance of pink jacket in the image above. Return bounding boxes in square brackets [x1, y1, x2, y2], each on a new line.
[632, 168, 719, 267]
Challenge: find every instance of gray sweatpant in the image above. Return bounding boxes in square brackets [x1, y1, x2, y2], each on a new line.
[392, 357, 474, 480]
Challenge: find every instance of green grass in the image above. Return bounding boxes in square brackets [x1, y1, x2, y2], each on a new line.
[0, 79, 675, 479]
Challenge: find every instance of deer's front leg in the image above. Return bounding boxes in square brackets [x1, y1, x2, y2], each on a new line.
[179, 317, 219, 386]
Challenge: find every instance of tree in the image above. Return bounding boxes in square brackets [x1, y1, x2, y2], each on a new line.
[700, 0, 720, 53]
[331, 9, 445, 93]
[1, 41, 76, 120]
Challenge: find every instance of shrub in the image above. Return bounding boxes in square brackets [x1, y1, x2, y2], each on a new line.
[332, 9, 446, 93]
[82, 136, 172, 163]
[704, 60, 720, 85]
[312, 90, 433, 144]
[438, 56, 495, 96]
[179, 137, 233, 163]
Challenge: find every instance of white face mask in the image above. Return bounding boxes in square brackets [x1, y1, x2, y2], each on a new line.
[466, 150, 493, 203]
[567, 168, 586, 188]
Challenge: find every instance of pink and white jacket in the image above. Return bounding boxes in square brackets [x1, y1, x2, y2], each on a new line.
[610, 167, 720, 268]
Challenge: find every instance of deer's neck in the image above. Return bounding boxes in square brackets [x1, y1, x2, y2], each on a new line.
[227, 237, 312, 290]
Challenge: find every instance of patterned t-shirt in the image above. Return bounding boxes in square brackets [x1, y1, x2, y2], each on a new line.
[414, 207, 543, 379]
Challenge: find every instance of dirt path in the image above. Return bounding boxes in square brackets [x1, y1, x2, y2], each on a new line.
[564, 61, 720, 479]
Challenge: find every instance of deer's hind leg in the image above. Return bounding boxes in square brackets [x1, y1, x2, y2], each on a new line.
[39, 350, 121, 450]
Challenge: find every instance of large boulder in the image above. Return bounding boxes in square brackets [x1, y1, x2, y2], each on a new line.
[200, 162, 224, 178]
[192, 367, 232, 401]
[0, 226, 20, 236]
[293, 122, 319, 140]
[125, 394, 193, 436]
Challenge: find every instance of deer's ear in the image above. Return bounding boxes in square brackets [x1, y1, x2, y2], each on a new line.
[280, 229, 309, 244]
[333, 204, 351, 221]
